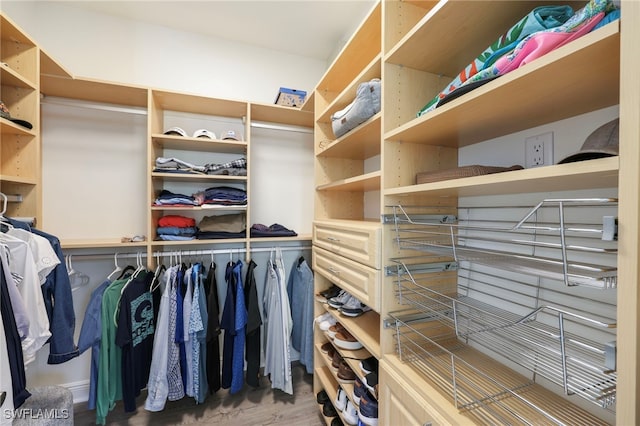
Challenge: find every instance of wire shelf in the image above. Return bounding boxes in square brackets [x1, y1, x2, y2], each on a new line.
[386, 198, 618, 420]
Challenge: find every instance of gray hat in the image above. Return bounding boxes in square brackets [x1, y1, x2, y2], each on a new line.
[558, 118, 619, 164]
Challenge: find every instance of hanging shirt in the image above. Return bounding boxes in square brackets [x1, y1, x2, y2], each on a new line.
[77, 279, 111, 410]
[1, 246, 29, 341]
[230, 260, 247, 395]
[195, 267, 209, 404]
[263, 248, 293, 395]
[188, 263, 205, 400]
[0, 256, 30, 410]
[244, 259, 262, 388]
[220, 261, 236, 389]
[0, 288, 16, 423]
[96, 277, 127, 425]
[167, 266, 185, 401]
[116, 271, 155, 413]
[204, 262, 221, 394]
[287, 257, 314, 374]
[182, 266, 194, 397]
[0, 233, 51, 365]
[145, 268, 172, 412]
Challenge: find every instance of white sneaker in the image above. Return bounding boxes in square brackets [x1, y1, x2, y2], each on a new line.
[343, 400, 358, 425]
[314, 312, 332, 325]
[328, 290, 351, 309]
[319, 315, 337, 331]
[335, 386, 347, 412]
[339, 294, 371, 317]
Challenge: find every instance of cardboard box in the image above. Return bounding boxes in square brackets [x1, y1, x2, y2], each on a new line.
[274, 87, 307, 107]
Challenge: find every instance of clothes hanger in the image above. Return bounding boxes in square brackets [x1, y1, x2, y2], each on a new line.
[107, 253, 123, 281]
[67, 254, 90, 291]
[150, 251, 165, 292]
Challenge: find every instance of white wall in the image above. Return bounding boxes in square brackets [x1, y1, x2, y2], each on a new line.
[2, 1, 327, 103]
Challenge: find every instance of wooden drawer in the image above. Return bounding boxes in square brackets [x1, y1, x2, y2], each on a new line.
[313, 245, 380, 312]
[313, 220, 381, 269]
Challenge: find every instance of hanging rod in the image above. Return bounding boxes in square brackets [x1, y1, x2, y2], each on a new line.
[41, 95, 148, 116]
[65, 245, 312, 261]
[250, 120, 313, 134]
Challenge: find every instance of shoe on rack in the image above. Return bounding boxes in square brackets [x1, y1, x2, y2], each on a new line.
[342, 400, 358, 426]
[331, 417, 344, 426]
[359, 356, 378, 375]
[358, 390, 379, 426]
[334, 329, 364, 351]
[339, 295, 371, 317]
[363, 372, 378, 394]
[328, 322, 346, 339]
[320, 284, 342, 300]
[321, 341, 336, 359]
[323, 400, 338, 418]
[352, 377, 367, 406]
[337, 360, 356, 384]
[315, 311, 332, 325]
[335, 386, 347, 412]
[331, 351, 344, 371]
[319, 315, 338, 332]
[317, 389, 330, 405]
[328, 290, 352, 309]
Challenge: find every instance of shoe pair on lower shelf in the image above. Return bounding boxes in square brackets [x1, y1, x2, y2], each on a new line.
[335, 386, 358, 425]
[328, 289, 371, 317]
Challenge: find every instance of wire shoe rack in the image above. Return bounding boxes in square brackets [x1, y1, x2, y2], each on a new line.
[386, 198, 618, 423]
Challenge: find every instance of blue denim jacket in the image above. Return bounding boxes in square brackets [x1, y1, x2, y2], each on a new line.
[9, 219, 79, 364]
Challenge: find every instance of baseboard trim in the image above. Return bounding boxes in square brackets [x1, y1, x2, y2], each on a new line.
[62, 380, 90, 404]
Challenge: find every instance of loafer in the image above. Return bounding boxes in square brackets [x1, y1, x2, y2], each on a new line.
[331, 351, 344, 371]
[323, 400, 338, 417]
[337, 360, 356, 383]
[334, 329, 363, 350]
[328, 322, 346, 339]
[316, 389, 330, 404]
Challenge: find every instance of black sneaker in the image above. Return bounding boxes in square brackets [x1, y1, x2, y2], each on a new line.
[359, 356, 378, 375]
[316, 389, 329, 404]
[363, 372, 378, 394]
[323, 400, 338, 417]
[331, 417, 344, 426]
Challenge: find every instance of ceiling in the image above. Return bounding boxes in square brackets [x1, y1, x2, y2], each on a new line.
[63, 1, 377, 61]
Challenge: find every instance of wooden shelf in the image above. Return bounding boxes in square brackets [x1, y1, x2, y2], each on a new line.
[152, 90, 247, 118]
[41, 75, 148, 108]
[316, 171, 381, 192]
[301, 91, 315, 113]
[40, 48, 73, 79]
[150, 205, 247, 211]
[385, 23, 620, 147]
[384, 156, 619, 198]
[61, 239, 148, 249]
[323, 305, 381, 359]
[150, 238, 247, 246]
[317, 55, 381, 123]
[249, 234, 312, 243]
[150, 172, 248, 183]
[315, 3, 381, 95]
[317, 113, 381, 160]
[151, 133, 248, 153]
[1, 62, 36, 89]
[0, 174, 37, 185]
[0, 118, 36, 136]
[250, 102, 313, 128]
[385, 1, 585, 76]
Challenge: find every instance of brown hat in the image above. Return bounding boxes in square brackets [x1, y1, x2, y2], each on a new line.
[558, 118, 619, 164]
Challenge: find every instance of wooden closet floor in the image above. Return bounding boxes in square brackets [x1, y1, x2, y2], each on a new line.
[73, 364, 323, 425]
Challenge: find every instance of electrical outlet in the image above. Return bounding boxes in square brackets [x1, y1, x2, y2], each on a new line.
[525, 132, 553, 168]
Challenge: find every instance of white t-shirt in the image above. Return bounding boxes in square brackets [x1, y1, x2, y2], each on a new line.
[0, 234, 51, 365]
[7, 228, 60, 285]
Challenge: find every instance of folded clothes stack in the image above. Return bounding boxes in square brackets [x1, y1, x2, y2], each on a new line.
[194, 186, 247, 208]
[156, 215, 197, 241]
[153, 189, 198, 207]
[154, 156, 247, 176]
[196, 213, 246, 240]
[250, 223, 297, 238]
